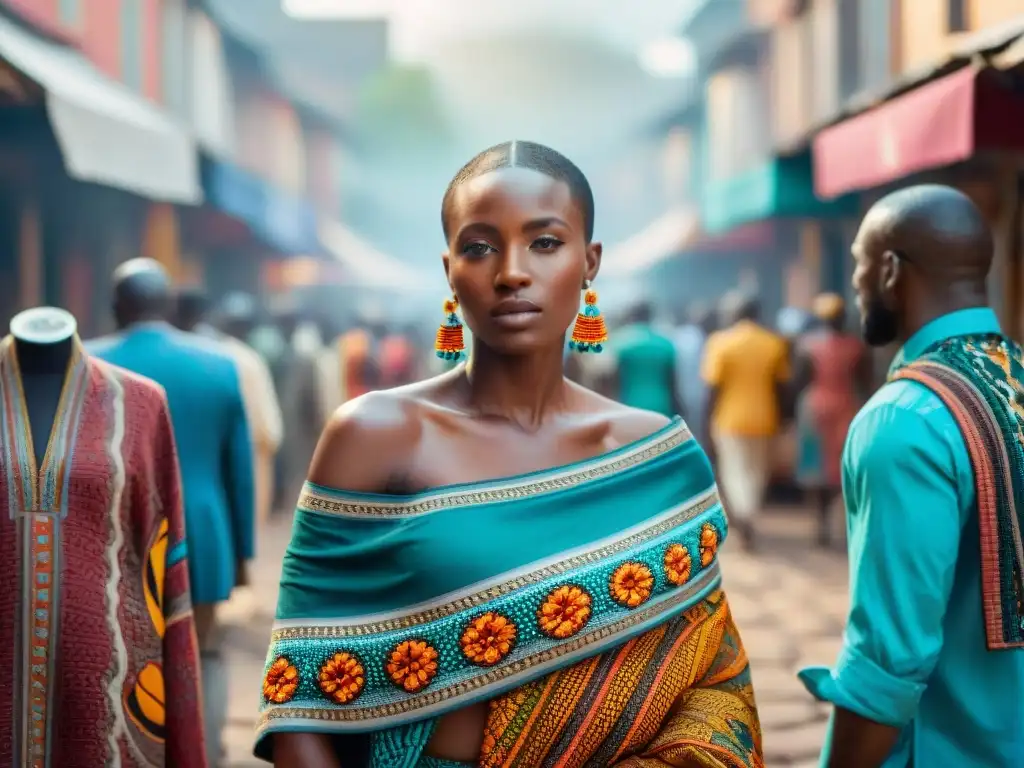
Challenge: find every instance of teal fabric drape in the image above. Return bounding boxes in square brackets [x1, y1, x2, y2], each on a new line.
[253, 418, 729, 763]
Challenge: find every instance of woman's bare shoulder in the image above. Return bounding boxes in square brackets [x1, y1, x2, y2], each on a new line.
[568, 380, 674, 444]
[605, 406, 674, 444]
[308, 388, 427, 493]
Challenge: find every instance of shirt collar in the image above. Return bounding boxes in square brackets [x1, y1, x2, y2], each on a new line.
[896, 307, 1001, 364]
[126, 320, 173, 335]
[726, 319, 757, 334]
[194, 322, 221, 338]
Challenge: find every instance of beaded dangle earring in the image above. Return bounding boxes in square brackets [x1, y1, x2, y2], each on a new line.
[569, 281, 608, 353]
[435, 295, 466, 361]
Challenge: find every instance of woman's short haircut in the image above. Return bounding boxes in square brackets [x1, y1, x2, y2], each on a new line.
[441, 140, 595, 242]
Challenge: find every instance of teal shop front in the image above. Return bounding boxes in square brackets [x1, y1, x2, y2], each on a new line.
[701, 153, 856, 235]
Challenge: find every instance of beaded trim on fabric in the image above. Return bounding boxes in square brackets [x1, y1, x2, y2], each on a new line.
[257, 496, 725, 735]
[258, 567, 721, 733]
[0, 335, 90, 767]
[298, 420, 691, 519]
[273, 488, 721, 637]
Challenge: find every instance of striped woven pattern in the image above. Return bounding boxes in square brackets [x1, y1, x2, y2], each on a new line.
[891, 334, 1024, 649]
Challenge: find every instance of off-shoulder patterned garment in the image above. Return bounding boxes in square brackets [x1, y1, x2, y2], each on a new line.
[255, 418, 762, 767]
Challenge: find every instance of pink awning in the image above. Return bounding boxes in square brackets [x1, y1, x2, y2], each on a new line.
[813, 67, 1024, 199]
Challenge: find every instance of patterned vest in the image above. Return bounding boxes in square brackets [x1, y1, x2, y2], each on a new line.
[890, 333, 1024, 650]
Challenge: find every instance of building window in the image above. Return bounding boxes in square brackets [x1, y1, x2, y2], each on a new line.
[161, 0, 187, 115]
[58, 0, 81, 26]
[858, 0, 892, 93]
[837, 0, 860, 100]
[947, 0, 967, 32]
[810, 0, 840, 122]
[121, 0, 144, 91]
[662, 126, 692, 205]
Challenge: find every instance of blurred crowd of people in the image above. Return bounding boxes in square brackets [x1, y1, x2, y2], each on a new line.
[170, 288, 442, 518]
[184, 276, 871, 561]
[164, 275, 870, 568]
[575, 289, 869, 550]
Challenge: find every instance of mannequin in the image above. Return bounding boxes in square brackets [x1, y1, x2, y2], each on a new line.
[0, 305, 207, 766]
[9, 307, 76, 465]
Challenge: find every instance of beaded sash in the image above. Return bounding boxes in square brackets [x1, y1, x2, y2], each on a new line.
[255, 419, 730, 756]
[891, 333, 1024, 649]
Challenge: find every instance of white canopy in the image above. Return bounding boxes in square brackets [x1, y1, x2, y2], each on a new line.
[600, 206, 699, 277]
[318, 217, 437, 293]
[0, 14, 201, 204]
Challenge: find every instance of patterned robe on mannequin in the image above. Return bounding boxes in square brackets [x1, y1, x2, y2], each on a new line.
[0, 336, 206, 766]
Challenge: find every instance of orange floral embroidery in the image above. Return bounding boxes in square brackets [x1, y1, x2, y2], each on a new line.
[385, 639, 439, 693]
[537, 585, 592, 638]
[318, 651, 365, 704]
[263, 656, 299, 704]
[460, 612, 517, 666]
[664, 543, 693, 586]
[609, 562, 655, 608]
[700, 523, 719, 566]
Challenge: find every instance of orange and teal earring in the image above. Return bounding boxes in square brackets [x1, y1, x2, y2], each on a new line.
[435, 295, 466, 361]
[569, 281, 608, 353]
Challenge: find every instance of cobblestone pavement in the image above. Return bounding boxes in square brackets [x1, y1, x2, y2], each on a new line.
[719, 510, 848, 767]
[220, 507, 848, 767]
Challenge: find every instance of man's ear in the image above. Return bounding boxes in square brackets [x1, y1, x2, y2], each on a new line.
[880, 250, 901, 295]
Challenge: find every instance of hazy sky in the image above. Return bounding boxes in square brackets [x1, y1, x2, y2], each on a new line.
[282, 0, 707, 269]
[283, 0, 703, 61]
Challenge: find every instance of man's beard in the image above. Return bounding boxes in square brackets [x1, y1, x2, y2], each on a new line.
[861, 295, 899, 347]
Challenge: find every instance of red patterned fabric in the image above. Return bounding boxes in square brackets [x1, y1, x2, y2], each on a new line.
[801, 331, 865, 487]
[0, 354, 207, 766]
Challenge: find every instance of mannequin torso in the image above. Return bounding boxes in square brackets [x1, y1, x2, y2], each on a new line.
[12, 336, 72, 466]
[9, 308, 77, 466]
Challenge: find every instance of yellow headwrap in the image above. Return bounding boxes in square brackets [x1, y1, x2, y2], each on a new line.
[812, 292, 845, 322]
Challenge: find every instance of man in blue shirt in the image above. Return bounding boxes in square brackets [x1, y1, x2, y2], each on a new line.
[88, 259, 255, 766]
[799, 185, 1024, 766]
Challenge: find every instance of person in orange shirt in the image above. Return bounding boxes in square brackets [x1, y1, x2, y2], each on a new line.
[702, 292, 790, 549]
[339, 326, 379, 401]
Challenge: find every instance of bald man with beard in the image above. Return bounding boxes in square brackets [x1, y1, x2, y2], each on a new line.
[799, 185, 1024, 767]
[88, 259, 255, 766]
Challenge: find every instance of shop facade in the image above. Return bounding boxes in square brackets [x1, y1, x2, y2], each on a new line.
[0, 9, 200, 335]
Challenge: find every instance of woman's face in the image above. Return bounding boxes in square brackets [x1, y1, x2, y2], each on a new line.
[443, 167, 601, 356]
